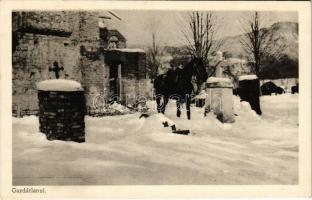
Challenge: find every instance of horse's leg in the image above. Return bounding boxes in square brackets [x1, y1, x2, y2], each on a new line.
[155, 94, 161, 113]
[161, 95, 168, 114]
[176, 100, 181, 118]
[186, 94, 191, 120]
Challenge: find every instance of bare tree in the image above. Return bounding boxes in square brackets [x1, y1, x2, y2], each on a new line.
[181, 11, 223, 77]
[146, 33, 161, 79]
[239, 11, 286, 77]
[146, 15, 162, 80]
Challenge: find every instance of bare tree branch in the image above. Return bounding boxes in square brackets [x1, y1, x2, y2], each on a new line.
[239, 11, 287, 76]
[181, 11, 223, 78]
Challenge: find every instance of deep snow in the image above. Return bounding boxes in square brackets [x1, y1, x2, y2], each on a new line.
[36, 79, 83, 91]
[239, 75, 258, 81]
[12, 94, 298, 185]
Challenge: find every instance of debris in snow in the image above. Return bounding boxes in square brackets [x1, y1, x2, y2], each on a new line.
[172, 129, 190, 135]
[154, 113, 190, 135]
[106, 102, 130, 114]
[139, 113, 149, 118]
[239, 75, 258, 81]
[155, 113, 175, 127]
[162, 121, 169, 127]
[36, 79, 83, 91]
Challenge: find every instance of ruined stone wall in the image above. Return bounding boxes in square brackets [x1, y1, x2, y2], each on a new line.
[12, 11, 74, 33]
[80, 54, 109, 113]
[78, 12, 100, 50]
[12, 11, 151, 116]
[137, 53, 153, 99]
[77, 12, 110, 114]
[12, 11, 83, 116]
[121, 52, 153, 103]
[138, 79, 154, 99]
[12, 11, 113, 115]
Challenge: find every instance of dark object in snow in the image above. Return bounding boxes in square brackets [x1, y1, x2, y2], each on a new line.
[139, 113, 149, 118]
[162, 121, 169, 127]
[172, 129, 190, 135]
[160, 115, 190, 135]
[291, 84, 299, 94]
[195, 98, 205, 108]
[261, 81, 285, 95]
[154, 57, 208, 120]
[37, 80, 86, 143]
[233, 88, 240, 96]
[238, 78, 262, 115]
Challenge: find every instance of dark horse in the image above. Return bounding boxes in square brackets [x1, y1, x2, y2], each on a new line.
[154, 57, 208, 120]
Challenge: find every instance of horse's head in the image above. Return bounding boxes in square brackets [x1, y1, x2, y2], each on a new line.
[187, 57, 208, 85]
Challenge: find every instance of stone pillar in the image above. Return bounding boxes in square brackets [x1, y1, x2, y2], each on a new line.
[205, 77, 235, 123]
[238, 75, 262, 115]
[215, 51, 223, 78]
[37, 79, 86, 143]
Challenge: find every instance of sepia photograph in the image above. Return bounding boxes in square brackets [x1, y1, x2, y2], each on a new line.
[0, 0, 311, 198]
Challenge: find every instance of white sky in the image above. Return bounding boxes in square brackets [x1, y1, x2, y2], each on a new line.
[108, 11, 298, 47]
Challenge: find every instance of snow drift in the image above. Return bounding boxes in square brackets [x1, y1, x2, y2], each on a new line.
[12, 94, 298, 185]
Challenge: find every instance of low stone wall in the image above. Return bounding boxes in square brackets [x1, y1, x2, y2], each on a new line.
[37, 80, 86, 142]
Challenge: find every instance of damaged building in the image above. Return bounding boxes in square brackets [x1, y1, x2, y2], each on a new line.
[12, 11, 152, 116]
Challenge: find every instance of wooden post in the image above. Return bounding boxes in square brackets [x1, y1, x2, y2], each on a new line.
[118, 64, 122, 101]
[17, 104, 22, 118]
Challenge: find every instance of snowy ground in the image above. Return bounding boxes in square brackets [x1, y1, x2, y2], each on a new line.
[12, 94, 298, 185]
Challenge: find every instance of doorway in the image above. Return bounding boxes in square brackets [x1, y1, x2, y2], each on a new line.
[109, 63, 122, 102]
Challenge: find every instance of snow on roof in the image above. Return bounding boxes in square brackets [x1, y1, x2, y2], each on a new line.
[239, 75, 258, 81]
[108, 11, 122, 21]
[227, 58, 247, 64]
[37, 79, 84, 91]
[98, 14, 112, 19]
[98, 11, 122, 21]
[160, 55, 173, 63]
[207, 77, 232, 83]
[113, 48, 145, 53]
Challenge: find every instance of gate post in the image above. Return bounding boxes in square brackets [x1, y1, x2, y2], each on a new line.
[205, 77, 235, 123]
[238, 75, 262, 115]
[37, 79, 86, 143]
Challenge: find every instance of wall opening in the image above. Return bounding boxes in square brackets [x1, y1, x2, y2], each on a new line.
[109, 62, 122, 102]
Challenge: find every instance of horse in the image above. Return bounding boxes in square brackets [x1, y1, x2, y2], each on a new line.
[153, 57, 208, 120]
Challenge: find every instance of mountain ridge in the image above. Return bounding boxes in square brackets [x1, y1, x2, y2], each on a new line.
[220, 21, 298, 60]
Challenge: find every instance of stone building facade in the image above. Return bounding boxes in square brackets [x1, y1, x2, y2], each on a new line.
[12, 11, 152, 116]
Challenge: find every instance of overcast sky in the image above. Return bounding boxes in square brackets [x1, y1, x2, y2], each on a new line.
[108, 11, 298, 47]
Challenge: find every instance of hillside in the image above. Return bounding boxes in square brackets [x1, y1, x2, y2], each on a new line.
[220, 22, 298, 79]
[220, 21, 298, 60]
[133, 21, 298, 80]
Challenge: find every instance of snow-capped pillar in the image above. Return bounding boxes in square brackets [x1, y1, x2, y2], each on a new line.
[36, 79, 86, 143]
[238, 75, 262, 115]
[205, 77, 235, 123]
